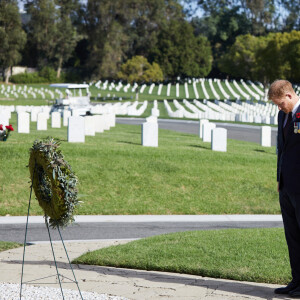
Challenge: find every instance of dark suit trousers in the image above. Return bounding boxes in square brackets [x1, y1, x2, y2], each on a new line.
[280, 187, 300, 280]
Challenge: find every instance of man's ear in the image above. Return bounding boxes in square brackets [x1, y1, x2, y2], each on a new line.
[286, 93, 292, 100]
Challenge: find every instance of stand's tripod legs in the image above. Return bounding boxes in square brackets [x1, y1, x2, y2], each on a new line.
[45, 217, 65, 300]
[57, 224, 83, 300]
[20, 162, 36, 300]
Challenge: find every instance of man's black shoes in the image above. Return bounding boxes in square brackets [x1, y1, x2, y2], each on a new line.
[289, 285, 300, 298]
[274, 280, 300, 294]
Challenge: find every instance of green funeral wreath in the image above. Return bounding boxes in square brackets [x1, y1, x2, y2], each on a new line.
[29, 137, 80, 228]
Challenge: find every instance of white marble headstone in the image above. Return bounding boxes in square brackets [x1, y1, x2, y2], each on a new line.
[30, 109, 39, 122]
[37, 113, 48, 130]
[109, 114, 116, 127]
[63, 110, 71, 127]
[84, 116, 96, 136]
[254, 115, 262, 123]
[18, 112, 30, 133]
[151, 107, 160, 117]
[142, 122, 158, 147]
[146, 116, 158, 123]
[94, 115, 105, 133]
[68, 116, 85, 143]
[72, 109, 81, 117]
[0, 112, 9, 127]
[51, 112, 61, 128]
[212, 128, 227, 152]
[270, 116, 276, 125]
[202, 123, 216, 142]
[103, 114, 110, 130]
[265, 116, 271, 124]
[199, 119, 209, 139]
[261, 126, 271, 147]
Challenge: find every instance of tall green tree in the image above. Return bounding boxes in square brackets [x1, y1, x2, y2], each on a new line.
[83, 0, 131, 79]
[191, 6, 251, 76]
[187, 0, 279, 34]
[218, 34, 269, 84]
[187, 0, 280, 76]
[25, 0, 57, 68]
[25, 0, 78, 78]
[240, 0, 278, 35]
[126, 0, 184, 58]
[53, 0, 79, 78]
[280, 0, 300, 31]
[0, 0, 27, 83]
[84, 0, 184, 79]
[149, 20, 212, 79]
[219, 30, 300, 85]
[259, 31, 300, 83]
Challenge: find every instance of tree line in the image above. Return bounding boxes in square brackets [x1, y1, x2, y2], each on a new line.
[0, 0, 299, 85]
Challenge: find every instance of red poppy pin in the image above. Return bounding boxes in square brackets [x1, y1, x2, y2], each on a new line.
[296, 113, 300, 119]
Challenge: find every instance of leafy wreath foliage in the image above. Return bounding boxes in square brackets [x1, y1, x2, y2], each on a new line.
[29, 137, 80, 228]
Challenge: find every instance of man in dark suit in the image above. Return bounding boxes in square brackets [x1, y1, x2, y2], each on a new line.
[269, 80, 300, 297]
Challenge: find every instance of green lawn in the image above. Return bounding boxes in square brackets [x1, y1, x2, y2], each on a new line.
[73, 228, 290, 285]
[0, 241, 22, 252]
[0, 112, 278, 216]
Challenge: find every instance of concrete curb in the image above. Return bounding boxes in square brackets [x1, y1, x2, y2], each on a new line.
[0, 214, 283, 224]
[0, 239, 284, 299]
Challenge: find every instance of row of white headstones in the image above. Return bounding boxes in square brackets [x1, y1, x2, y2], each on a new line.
[0, 105, 158, 146]
[95, 78, 266, 100]
[0, 101, 149, 125]
[0, 104, 272, 149]
[0, 106, 116, 143]
[199, 120, 227, 152]
[0, 84, 63, 99]
[144, 100, 227, 150]
[1, 79, 263, 101]
[0, 97, 278, 130]
[164, 99, 278, 124]
[93, 97, 278, 126]
[1, 79, 298, 105]
[199, 119, 272, 150]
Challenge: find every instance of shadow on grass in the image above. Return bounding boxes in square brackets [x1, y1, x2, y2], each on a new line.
[189, 144, 211, 150]
[9, 258, 280, 299]
[129, 132, 141, 135]
[117, 141, 141, 146]
[169, 133, 197, 137]
[254, 149, 276, 155]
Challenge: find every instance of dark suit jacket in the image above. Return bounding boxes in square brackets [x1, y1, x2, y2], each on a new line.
[277, 107, 300, 193]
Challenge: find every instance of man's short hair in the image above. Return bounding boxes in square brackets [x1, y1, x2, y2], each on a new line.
[268, 79, 294, 100]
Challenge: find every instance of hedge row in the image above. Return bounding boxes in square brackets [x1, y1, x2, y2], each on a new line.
[10, 67, 81, 84]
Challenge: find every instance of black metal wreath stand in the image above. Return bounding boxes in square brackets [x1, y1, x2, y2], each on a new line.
[20, 162, 83, 300]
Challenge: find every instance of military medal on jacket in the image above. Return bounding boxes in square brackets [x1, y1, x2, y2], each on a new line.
[295, 113, 300, 133]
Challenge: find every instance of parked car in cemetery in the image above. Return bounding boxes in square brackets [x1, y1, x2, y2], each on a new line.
[50, 83, 92, 116]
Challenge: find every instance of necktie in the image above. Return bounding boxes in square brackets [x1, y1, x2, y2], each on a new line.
[283, 112, 292, 140]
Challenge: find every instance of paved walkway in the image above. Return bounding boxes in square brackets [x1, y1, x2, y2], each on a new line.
[0, 215, 288, 299]
[0, 238, 289, 300]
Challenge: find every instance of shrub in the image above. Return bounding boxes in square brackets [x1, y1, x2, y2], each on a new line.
[10, 72, 47, 84]
[38, 67, 60, 83]
[10, 67, 82, 84]
[117, 56, 164, 84]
